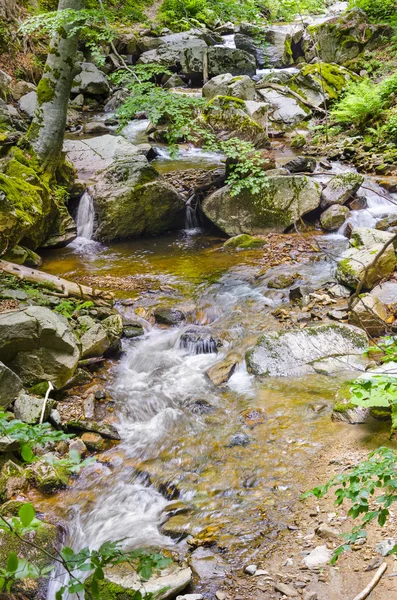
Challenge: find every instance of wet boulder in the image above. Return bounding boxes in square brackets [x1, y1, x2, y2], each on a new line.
[0, 362, 22, 409]
[71, 62, 110, 96]
[284, 157, 316, 173]
[179, 326, 222, 354]
[154, 307, 186, 326]
[206, 353, 241, 386]
[246, 323, 368, 377]
[207, 46, 256, 77]
[234, 33, 266, 68]
[336, 244, 396, 290]
[89, 559, 192, 600]
[349, 226, 396, 249]
[202, 176, 321, 236]
[202, 73, 256, 101]
[303, 9, 393, 65]
[321, 173, 364, 208]
[92, 156, 185, 242]
[320, 204, 350, 231]
[262, 24, 304, 67]
[0, 306, 80, 389]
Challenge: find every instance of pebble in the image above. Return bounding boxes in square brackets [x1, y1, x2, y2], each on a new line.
[176, 595, 204, 600]
[254, 569, 270, 576]
[376, 538, 396, 556]
[303, 546, 332, 568]
[215, 592, 226, 600]
[244, 564, 258, 575]
[274, 582, 299, 597]
[303, 592, 318, 600]
[315, 523, 341, 541]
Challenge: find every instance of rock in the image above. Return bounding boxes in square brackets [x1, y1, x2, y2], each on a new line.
[204, 96, 268, 147]
[262, 24, 304, 67]
[284, 157, 316, 173]
[67, 420, 120, 440]
[17, 90, 37, 119]
[92, 157, 185, 241]
[123, 324, 144, 338]
[257, 88, 310, 128]
[202, 176, 321, 236]
[350, 226, 396, 249]
[0, 69, 11, 100]
[202, 73, 255, 101]
[320, 204, 350, 231]
[101, 314, 123, 352]
[369, 281, 397, 305]
[376, 214, 397, 232]
[154, 307, 186, 326]
[246, 323, 368, 377]
[71, 62, 110, 96]
[267, 273, 299, 289]
[0, 306, 80, 389]
[336, 244, 396, 290]
[286, 63, 360, 107]
[206, 353, 241, 386]
[244, 100, 271, 128]
[163, 74, 187, 89]
[81, 432, 105, 452]
[11, 80, 36, 101]
[64, 134, 142, 177]
[349, 294, 389, 336]
[321, 173, 364, 208]
[303, 593, 318, 600]
[93, 559, 192, 600]
[70, 93, 84, 108]
[69, 438, 87, 457]
[189, 548, 229, 579]
[315, 523, 341, 541]
[234, 33, 266, 67]
[0, 436, 20, 453]
[291, 134, 307, 149]
[0, 362, 22, 409]
[303, 9, 393, 65]
[376, 538, 396, 557]
[78, 318, 110, 359]
[274, 582, 299, 597]
[207, 46, 256, 77]
[42, 209, 77, 249]
[176, 595, 203, 600]
[14, 392, 51, 424]
[228, 433, 251, 447]
[223, 234, 266, 249]
[179, 326, 222, 354]
[3, 244, 43, 267]
[303, 545, 332, 569]
[31, 460, 68, 493]
[83, 121, 109, 135]
[244, 564, 257, 575]
[328, 284, 351, 299]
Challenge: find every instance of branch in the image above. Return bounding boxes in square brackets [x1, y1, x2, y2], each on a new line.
[352, 562, 387, 600]
[255, 83, 327, 115]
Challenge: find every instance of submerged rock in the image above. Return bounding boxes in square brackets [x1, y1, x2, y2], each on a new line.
[154, 307, 186, 326]
[246, 323, 368, 377]
[206, 353, 241, 386]
[202, 176, 321, 236]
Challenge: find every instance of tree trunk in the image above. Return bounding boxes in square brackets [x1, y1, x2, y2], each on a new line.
[28, 0, 84, 176]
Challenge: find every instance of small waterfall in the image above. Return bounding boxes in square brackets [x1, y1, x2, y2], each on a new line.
[185, 195, 202, 232]
[76, 189, 95, 240]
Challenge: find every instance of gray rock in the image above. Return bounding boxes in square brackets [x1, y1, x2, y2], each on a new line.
[376, 538, 396, 557]
[67, 419, 120, 440]
[176, 595, 203, 600]
[154, 307, 186, 326]
[123, 324, 144, 338]
[202, 176, 321, 236]
[0, 436, 20, 453]
[350, 226, 396, 249]
[315, 523, 341, 541]
[284, 156, 317, 173]
[92, 157, 184, 241]
[0, 362, 22, 409]
[303, 545, 332, 568]
[336, 243, 396, 290]
[234, 33, 266, 67]
[244, 564, 257, 575]
[189, 548, 229, 579]
[79, 318, 110, 359]
[244, 100, 270, 128]
[0, 69, 11, 100]
[321, 173, 364, 208]
[0, 306, 80, 389]
[18, 91, 37, 119]
[274, 582, 299, 597]
[202, 73, 255, 100]
[71, 62, 110, 96]
[207, 46, 256, 77]
[349, 294, 388, 336]
[64, 134, 142, 177]
[163, 74, 187, 89]
[257, 88, 310, 128]
[246, 323, 368, 377]
[263, 24, 304, 67]
[320, 204, 350, 231]
[228, 433, 251, 447]
[11, 80, 36, 101]
[102, 314, 123, 352]
[370, 281, 397, 305]
[14, 392, 51, 424]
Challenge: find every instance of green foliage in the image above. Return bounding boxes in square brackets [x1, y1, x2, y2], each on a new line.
[304, 447, 397, 560]
[348, 0, 396, 22]
[215, 138, 270, 196]
[159, 0, 262, 29]
[349, 375, 397, 409]
[266, 0, 325, 21]
[0, 408, 72, 463]
[54, 299, 94, 320]
[330, 79, 386, 131]
[366, 336, 397, 363]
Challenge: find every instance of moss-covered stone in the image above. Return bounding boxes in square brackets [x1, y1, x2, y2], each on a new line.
[223, 234, 266, 249]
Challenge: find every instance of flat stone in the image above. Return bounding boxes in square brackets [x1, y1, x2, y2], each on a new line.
[244, 564, 257, 575]
[303, 545, 332, 568]
[64, 135, 141, 178]
[274, 582, 299, 597]
[14, 392, 50, 424]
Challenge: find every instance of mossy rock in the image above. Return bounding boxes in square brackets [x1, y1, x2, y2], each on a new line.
[223, 234, 266, 249]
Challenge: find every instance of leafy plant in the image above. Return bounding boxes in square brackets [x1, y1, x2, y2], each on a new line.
[330, 79, 386, 131]
[366, 336, 397, 363]
[215, 138, 270, 196]
[303, 447, 397, 561]
[54, 299, 94, 319]
[348, 0, 396, 22]
[0, 503, 172, 599]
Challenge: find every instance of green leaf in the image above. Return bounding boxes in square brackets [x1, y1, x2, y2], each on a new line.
[21, 444, 36, 463]
[19, 503, 36, 527]
[7, 552, 18, 573]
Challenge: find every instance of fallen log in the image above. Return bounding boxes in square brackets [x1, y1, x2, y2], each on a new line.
[0, 260, 114, 304]
[255, 81, 327, 115]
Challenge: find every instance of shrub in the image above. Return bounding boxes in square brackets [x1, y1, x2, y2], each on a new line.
[348, 0, 396, 22]
[330, 79, 386, 131]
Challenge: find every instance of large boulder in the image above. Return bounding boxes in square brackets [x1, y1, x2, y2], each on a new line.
[139, 39, 206, 70]
[257, 88, 310, 128]
[289, 64, 360, 106]
[202, 73, 256, 101]
[17, 91, 37, 119]
[0, 362, 22, 409]
[202, 175, 321, 236]
[246, 323, 368, 377]
[263, 24, 304, 68]
[336, 244, 396, 290]
[349, 226, 396, 249]
[349, 294, 389, 336]
[71, 62, 110, 96]
[92, 157, 184, 241]
[303, 8, 393, 65]
[320, 204, 350, 231]
[234, 33, 266, 68]
[63, 135, 142, 178]
[321, 173, 364, 208]
[207, 46, 256, 77]
[0, 306, 80, 389]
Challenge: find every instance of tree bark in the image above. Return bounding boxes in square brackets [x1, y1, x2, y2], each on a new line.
[28, 0, 84, 176]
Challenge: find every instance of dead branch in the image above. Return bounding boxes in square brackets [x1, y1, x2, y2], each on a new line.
[352, 562, 387, 600]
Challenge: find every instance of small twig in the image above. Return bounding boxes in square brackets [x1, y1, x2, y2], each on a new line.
[39, 381, 54, 425]
[352, 562, 387, 600]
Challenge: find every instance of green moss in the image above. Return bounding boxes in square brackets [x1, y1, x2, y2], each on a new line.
[224, 234, 266, 248]
[85, 576, 140, 600]
[36, 77, 56, 105]
[284, 37, 293, 60]
[299, 63, 360, 100]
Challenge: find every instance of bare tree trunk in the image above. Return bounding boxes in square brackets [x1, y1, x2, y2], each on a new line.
[28, 0, 84, 176]
[0, 0, 17, 20]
